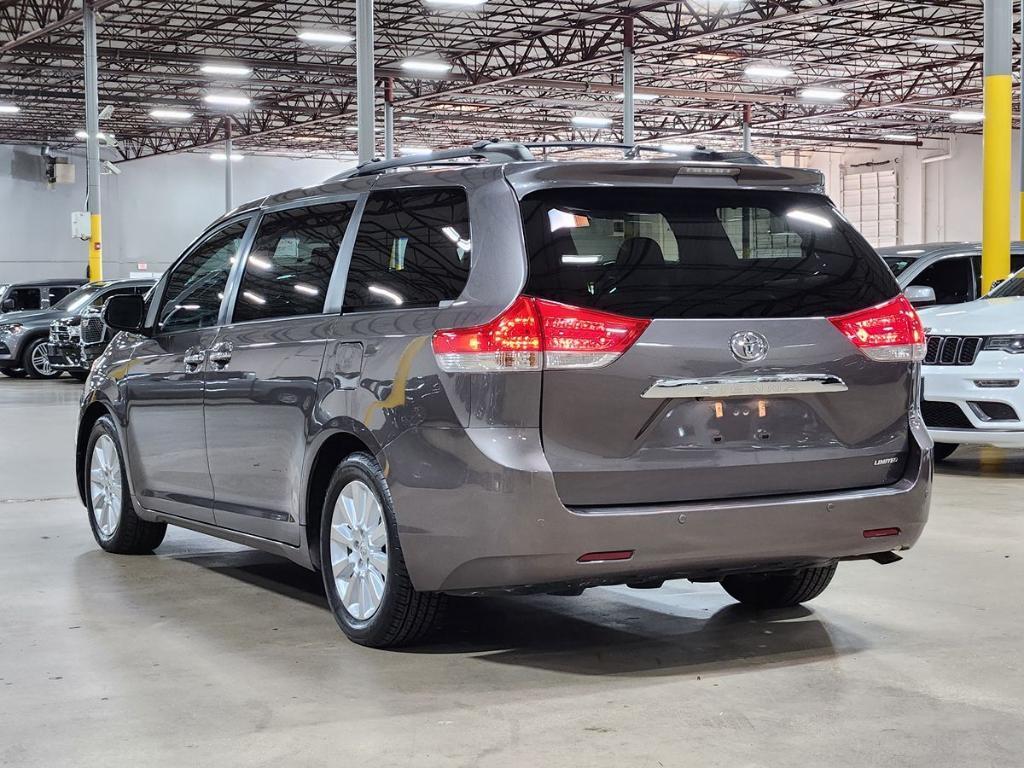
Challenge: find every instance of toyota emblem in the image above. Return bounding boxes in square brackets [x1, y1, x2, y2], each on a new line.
[730, 331, 770, 363]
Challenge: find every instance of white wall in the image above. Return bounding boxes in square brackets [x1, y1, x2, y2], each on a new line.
[805, 131, 1023, 246]
[0, 146, 353, 283]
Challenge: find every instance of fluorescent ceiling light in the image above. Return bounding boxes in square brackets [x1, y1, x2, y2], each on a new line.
[242, 290, 266, 305]
[75, 130, 110, 140]
[423, 0, 486, 6]
[950, 110, 984, 123]
[398, 116, 418, 122]
[210, 152, 244, 161]
[616, 92, 659, 101]
[800, 87, 846, 102]
[883, 133, 916, 141]
[399, 146, 432, 155]
[744, 64, 794, 79]
[344, 125, 360, 132]
[572, 115, 612, 128]
[297, 30, 354, 45]
[400, 59, 452, 74]
[0, 104, 20, 114]
[897, 249, 926, 255]
[561, 255, 601, 264]
[294, 284, 320, 296]
[660, 143, 697, 152]
[914, 36, 958, 47]
[200, 63, 252, 77]
[204, 93, 251, 108]
[149, 108, 193, 120]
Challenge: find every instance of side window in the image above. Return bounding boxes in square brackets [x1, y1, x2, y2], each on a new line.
[233, 202, 354, 323]
[344, 188, 471, 312]
[912, 257, 975, 304]
[158, 220, 249, 334]
[9, 288, 41, 311]
[1012, 253, 1024, 274]
[48, 286, 77, 305]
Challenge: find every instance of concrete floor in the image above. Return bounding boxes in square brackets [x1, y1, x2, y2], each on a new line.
[1, 379, 1022, 767]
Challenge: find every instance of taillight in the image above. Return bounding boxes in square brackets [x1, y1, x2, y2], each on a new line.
[431, 296, 650, 373]
[828, 295, 926, 363]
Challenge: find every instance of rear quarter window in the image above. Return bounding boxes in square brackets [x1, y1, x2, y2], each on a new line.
[521, 188, 898, 319]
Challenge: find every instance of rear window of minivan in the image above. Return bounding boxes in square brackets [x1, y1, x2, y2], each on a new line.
[521, 188, 897, 319]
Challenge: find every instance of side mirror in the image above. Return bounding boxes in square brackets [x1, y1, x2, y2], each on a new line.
[103, 294, 148, 335]
[905, 285, 937, 306]
[0, 298, 13, 312]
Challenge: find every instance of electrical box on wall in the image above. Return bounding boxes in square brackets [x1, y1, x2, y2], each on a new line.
[53, 161, 75, 184]
[71, 212, 92, 240]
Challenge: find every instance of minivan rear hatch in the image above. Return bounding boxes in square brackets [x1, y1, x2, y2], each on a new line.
[518, 183, 916, 506]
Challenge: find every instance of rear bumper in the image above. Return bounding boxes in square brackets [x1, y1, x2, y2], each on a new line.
[385, 419, 933, 593]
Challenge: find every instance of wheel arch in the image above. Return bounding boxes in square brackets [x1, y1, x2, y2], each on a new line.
[76, 400, 117, 506]
[304, 429, 381, 571]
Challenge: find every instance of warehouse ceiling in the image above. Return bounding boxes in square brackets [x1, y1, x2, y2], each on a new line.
[0, 0, 1016, 162]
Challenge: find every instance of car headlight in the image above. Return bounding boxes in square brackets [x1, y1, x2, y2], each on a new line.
[0, 323, 24, 337]
[984, 336, 1024, 354]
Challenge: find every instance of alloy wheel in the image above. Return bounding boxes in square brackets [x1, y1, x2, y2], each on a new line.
[329, 479, 389, 621]
[90, 434, 123, 539]
[31, 344, 53, 376]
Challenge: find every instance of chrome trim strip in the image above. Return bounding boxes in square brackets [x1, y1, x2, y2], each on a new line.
[641, 374, 848, 399]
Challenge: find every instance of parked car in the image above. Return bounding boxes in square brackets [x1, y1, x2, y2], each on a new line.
[48, 280, 155, 378]
[0, 278, 86, 313]
[878, 242, 1024, 307]
[0, 279, 151, 379]
[916, 267, 1024, 460]
[78, 142, 932, 648]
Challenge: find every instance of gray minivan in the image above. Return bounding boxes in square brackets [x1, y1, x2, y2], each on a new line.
[78, 143, 932, 647]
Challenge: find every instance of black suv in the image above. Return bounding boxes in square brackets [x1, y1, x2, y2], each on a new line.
[0, 278, 85, 313]
[0, 279, 152, 379]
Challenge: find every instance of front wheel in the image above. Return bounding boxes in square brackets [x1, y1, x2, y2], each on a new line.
[933, 442, 958, 461]
[23, 338, 61, 379]
[319, 452, 445, 648]
[721, 563, 838, 609]
[85, 416, 166, 554]
[0, 367, 26, 378]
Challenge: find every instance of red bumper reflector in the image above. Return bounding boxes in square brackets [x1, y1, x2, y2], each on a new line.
[577, 550, 635, 563]
[863, 527, 901, 539]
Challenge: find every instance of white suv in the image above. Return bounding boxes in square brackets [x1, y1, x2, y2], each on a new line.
[917, 269, 1024, 459]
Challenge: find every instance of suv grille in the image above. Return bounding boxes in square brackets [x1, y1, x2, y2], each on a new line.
[82, 315, 105, 345]
[50, 321, 73, 344]
[924, 335, 983, 366]
[921, 400, 974, 429]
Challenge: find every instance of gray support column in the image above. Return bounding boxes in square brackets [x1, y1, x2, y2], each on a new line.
[224, 117, 233, 213]
[83, 0, 102, 281]
[356, 0, 375, 164]
[622, 17, 635, 151]
[384, 77, 395, 161]
[742, 105, 752, 152]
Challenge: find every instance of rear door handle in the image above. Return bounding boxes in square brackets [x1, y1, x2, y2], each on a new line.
[183, 347, 206, 372]
[208, 341, 233, 367]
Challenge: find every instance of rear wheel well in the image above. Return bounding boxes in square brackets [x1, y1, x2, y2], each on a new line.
[77, 402, 113, 503]
[306, 432, 375, 571]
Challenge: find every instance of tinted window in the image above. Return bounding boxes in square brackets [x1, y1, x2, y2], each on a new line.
[989, 268, 1024, 298]
[233, 202, 354, 323]
[882, 256, 918, 277]
[48, 286, 77, 304]
[344, 188, 471, 312]
[521, 188, 897, 319]
[8, 288, 41, 311]
[911, 257, 975, 305]
[158, 220, 249, 333]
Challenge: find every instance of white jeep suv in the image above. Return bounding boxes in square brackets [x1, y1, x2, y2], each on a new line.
[917, 269, 1024, 459]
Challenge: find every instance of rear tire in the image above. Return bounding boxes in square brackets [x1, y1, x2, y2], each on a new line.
[85, 416, 166, 554]
[933, 442, 958, 461]
[319, 452, 445, 648]
[23, 338, 61, 379]
[0, 367, 26, 378]
[721, 563, 838, 609]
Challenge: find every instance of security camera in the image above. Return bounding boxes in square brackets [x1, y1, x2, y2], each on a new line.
[102, 160, 122, 176]
[99, 105, 114, 120]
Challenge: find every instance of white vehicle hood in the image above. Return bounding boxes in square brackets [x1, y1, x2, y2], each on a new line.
[918, 297, 1024, 336]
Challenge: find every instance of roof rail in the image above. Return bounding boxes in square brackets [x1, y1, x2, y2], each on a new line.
[523, 141, 765, 165]
[328, 140, 534, 180]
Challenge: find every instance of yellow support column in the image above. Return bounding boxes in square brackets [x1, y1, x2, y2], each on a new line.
[88, 214, 103, 282]
[981, 0, 1013, 292]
